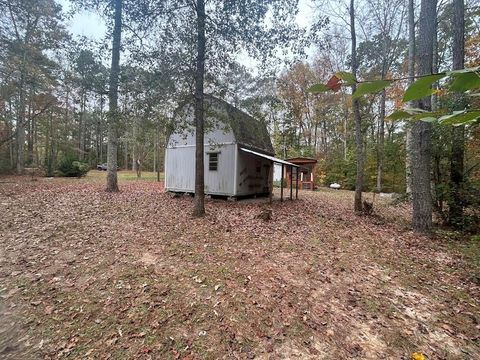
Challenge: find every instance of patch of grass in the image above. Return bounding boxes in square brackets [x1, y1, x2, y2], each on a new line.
[86, 170, 164, 182]
[384, 330, 417, 356]
[361, 297, 380, 313]
[462, 236, 480, 268]
[442, 234, 480, 282]
[459, 235, 480, 282]
[283, 317, 313, 344]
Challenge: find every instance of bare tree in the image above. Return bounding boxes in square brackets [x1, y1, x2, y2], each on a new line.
[350, 0, 364, 213]
[106, 0, 122, 192]
[405, 0, 415, 195]
[411, 0, 436, 232]
[448, 0, 465, 226]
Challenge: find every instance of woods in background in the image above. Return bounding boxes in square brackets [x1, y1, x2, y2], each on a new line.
[0, 0, 479, 229]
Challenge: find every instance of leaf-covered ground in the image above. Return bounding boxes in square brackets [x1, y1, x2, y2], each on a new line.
[1, 173, 479, 359]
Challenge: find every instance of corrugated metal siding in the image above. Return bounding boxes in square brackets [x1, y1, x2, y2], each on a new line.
[204, 144, 235, 195]
[168, 124, 235, 148]
[165, 126, 236, 195]
[165, 146, 195, 192]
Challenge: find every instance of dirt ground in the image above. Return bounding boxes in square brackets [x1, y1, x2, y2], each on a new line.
[1, 174, 479, 359]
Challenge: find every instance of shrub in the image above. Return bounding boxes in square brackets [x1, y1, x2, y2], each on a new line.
[56, 156, 89, 177]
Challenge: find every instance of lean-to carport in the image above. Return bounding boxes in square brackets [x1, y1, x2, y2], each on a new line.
[239, 148, 300, 201]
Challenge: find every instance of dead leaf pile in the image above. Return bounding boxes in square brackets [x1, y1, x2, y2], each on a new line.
[0, 177, 479, 359]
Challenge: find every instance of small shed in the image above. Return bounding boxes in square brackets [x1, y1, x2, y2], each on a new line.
[165, 95, 299, 199]
[284, 157, 318, 190]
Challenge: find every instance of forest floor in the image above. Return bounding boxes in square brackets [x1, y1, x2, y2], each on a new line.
[1, 172, 479, 360]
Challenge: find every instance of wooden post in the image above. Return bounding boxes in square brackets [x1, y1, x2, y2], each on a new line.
[296, 167, 299, 199]
[156, 128, 161, 182]
[281, 163, 284, 202]
[290, 165, 293, 200]
[268, 163, 273, 204]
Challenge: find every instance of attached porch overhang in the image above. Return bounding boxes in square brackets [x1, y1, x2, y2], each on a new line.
[239, 147, 300, 201]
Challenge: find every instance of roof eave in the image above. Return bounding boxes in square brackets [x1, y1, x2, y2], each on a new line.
[237, 143, 275, 157]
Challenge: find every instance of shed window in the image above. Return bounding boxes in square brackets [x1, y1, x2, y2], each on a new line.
[209, 153, 218, 171]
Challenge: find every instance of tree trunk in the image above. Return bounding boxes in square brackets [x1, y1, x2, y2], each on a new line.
[100, 95, 104, 163]
[132, 145, 137, 171]
[193, 0, 206, 217]
[16, 104, 25, 174]
[27, 88, 34, 165]
[411, 0, 436, 232]
[431, 21, 439, 111]
[405, 129, 412, 193]
[106, 0, 122, 192]
[350, 0, 364, 213]
[448, 0, 465, 227]
[377, 89, 385, 193]
[16, 54, 27, 175]
[153, 138, 157, 173]
[124, 140, 128, 170]
[343, 94, 348, 161]
[405, 0, 415, 195]
[132, 124, 138, 172]
[45, 109, 55, 177]
[34, 111, 39, 166]
[79, 91, 86, 160]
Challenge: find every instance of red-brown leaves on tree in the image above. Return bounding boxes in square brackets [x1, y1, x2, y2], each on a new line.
[326, 74, 342, 92]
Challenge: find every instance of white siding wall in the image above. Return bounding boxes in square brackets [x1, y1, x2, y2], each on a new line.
[273, 164, 283, 181]
[165, 124, 237, 195]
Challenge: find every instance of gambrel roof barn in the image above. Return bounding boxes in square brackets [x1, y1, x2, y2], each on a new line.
[165, 95, 298, 199]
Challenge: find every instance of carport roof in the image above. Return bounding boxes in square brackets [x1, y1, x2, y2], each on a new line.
[240, 148, 299, 167]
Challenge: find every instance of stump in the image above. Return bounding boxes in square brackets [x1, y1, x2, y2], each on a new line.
[256, 207, 272, 221]
[363, 200, 374, 215]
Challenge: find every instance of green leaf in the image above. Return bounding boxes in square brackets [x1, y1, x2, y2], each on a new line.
[402, 74, 446, 102]
[386, 110, 414, 120]
[412, 111, 445, 120]
[335, 71, 356, 85]
[418, 117, 438, 123]
[352, 80, 391, 99]
[386, 108, 429, 121]
[308, 83, 329, 93]
[449, 72, 480, 92]
[446, 66, 480, 75]
[438, 110, 480, 125]
[404, 108, 428, 114]
[386, 109, 445, 122]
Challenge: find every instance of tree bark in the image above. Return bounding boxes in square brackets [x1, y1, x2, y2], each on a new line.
[448, 0, 465, 227]
[405, 129, 412, 193]
[431, 20, 439, 111]
[16, 53, 27, 175]
[124, 140, 128, 170]
[350, 0, 364, 213]
[377, 89, 385, 193]
[343, 93, 348, 161]
[193, 0, 206, 217]
[132, 116, 138, 171]
[405, 0, 415, 195]
[411, 0, 436, 232]
[106, 0, 122, 192]
[27, 88, 34, 165]
[99, 95, 104, 163]
[79, 91, 86, 160]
